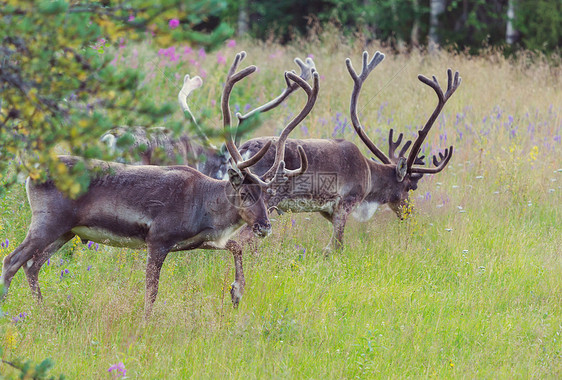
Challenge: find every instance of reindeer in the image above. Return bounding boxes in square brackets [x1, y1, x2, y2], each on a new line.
[101, 56, 316, 181]
[0, 51, 318, 317]
[235, 51, 461, 252]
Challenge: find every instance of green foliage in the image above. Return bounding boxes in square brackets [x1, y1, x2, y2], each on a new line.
[224, 0, 560, 54]
[516, 0, 562, 53]
[0, 0, 232, 198]
[0, 347, 65, 379]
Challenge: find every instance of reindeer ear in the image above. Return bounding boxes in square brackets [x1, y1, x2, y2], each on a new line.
[219, 143, 229, 157]
[396, 157, 407, 182]
[228, 168, 243, 189]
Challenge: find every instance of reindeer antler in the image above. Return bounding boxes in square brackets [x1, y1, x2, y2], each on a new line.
[346, 51, 391, 164]
[222, 51, 310, 186]
[234, 56, 316, 145]
[258, 69, 319, 182]
[407, 69, 461, 174]
[177, 74, 215, 147]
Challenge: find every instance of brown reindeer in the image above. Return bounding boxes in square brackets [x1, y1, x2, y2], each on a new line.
[236, 51, 461, 252]
[0, 52, 318, 316]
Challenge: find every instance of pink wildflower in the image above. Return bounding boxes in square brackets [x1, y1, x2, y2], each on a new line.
[198, 48, 206, 59]
[200, 68, 207, 78]
[217, 53, 226, 65]
[128, 14, 135, 22]
[108, 362, 126, 378]
[226, 39, 236, 48]
[169, 19, 180, 29]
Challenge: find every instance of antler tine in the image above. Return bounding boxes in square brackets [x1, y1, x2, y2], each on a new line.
[410, 146, 453, 174]
[222, 51, 257, 165]
[388, 129, 425, 166]
[261, 69, 319, 181]
[178, 74, 214, 147]
[406, 69, 461, 171]
[388, 128, 404, 159]
[346, 51, 391, 165]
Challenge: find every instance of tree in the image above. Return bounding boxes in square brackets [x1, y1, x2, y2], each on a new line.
[429, 0, 446, 51]
[0, 0, 233, 197]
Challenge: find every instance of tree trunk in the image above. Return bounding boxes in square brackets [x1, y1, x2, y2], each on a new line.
[411, 0, 420, 47]
[506, 0, 518, 44]
[429, 0, 446, 52]
[237, 0, 250, 36]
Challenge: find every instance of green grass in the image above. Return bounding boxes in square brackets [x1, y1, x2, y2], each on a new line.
[1, 33, 561, 378]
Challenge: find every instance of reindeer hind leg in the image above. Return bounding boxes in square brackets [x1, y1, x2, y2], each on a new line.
[1, 231, 63, 298]
[23, 232, 75, 300]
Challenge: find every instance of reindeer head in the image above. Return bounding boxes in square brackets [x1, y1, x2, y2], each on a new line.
[346, 51, 461, 219]
[221, 52, 317, 236]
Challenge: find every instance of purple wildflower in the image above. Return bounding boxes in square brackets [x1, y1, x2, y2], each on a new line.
[168, 19, 180, 29]
[128, 14, 135, 22]
[198, 48, 206, 59]
[12, 312, 27, 324]
[87, 265, 92, 271]
[308, 53, 314, 59]
[226, 39, 236, 48]
[291, 219, 296, 227]
[87, 241, 94, 249]
[217, 53, 226, 65]
[108, 362, 127, 377]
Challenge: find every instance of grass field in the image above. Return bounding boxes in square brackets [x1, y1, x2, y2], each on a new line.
[1, 33, 561, 378]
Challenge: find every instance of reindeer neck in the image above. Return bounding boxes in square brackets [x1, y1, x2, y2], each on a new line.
[366, 160, 402, 205]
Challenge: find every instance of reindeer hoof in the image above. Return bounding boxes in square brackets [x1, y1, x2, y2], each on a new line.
[230, 282, 243, 308]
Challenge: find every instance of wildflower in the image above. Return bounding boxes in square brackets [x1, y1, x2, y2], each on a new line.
[198, 48, 206, 59]
[184, 46, 192, 55]
[108, 362, 127, 378]
[168, 18, 180, 29]
[291, 219, 296, 227]
[226, 39, 236, 48]
[3, 327, 18, 349]
[87, 265, 92, 271]
[128, 14, 135, 22]
[217, 53, 226, 65]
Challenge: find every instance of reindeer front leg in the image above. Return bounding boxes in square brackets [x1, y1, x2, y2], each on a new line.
[144, 244, 170, 319]
[226, 239, 245, 308]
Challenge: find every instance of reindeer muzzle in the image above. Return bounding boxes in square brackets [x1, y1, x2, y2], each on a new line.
[252, 221, 272, 238]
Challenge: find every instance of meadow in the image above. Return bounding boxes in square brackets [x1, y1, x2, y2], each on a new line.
[1, 32, 561, 378]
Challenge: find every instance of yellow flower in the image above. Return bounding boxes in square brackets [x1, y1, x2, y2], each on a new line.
[4, 327, 19, 350]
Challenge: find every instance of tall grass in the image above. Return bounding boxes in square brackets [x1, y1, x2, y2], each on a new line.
[1, 32, 561, 378]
